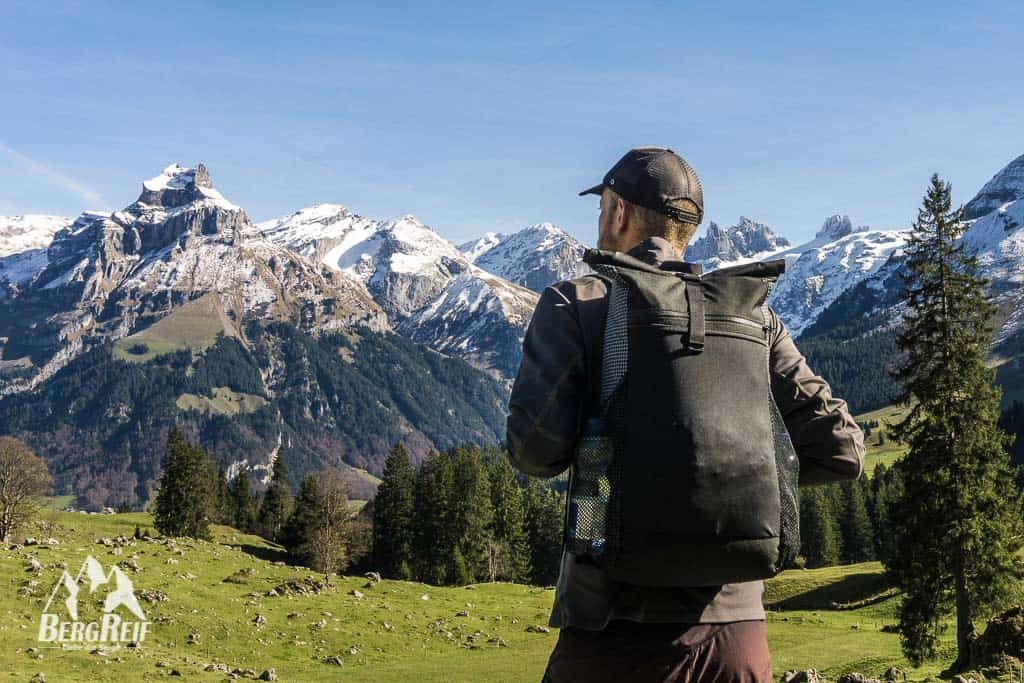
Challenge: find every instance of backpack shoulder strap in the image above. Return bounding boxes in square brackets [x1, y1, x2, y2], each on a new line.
[590, 263, 629, 415]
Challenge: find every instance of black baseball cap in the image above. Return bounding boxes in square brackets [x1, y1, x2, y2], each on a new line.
[579, 147, 704, 225]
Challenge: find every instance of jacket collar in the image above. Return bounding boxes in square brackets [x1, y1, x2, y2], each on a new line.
[625, 236, 702, 275]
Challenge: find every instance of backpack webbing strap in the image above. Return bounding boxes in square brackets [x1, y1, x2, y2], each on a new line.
[685, 280, 706, 352]
[592, 264, 629, 415]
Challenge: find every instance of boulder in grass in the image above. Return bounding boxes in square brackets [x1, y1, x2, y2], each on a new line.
[782, 670, 827, 683]
[970, 605, 1024, 665]
[838, 674, 880, 683]
[259, 669, 278, 681]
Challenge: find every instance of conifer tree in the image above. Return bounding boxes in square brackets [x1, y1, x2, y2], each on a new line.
[887, 175, 1024, 668]
[371, 443, 415, 579]
[213, 462, 232, 525]
[154, 428, 215, 540]
[487, 459, 531, 582]
[283, 475, 323, 563]
[229, 470, 257, 533]
[411, 450, 454, 584]
[257, 455, 293, 542]
[523, 479, 565, 586]
[839, 479, 875, 563]
[871, 462, 903, 566]
[448, 446, 493, 584]
[799, 486, 840, 568]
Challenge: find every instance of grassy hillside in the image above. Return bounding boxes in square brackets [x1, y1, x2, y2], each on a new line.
[2, 512, 988, 682]
[113, 293, 233, 363]
[856, 403, 912, 475]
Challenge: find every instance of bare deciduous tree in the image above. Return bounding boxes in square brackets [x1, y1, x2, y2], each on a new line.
[0, 437, 53, 544]
[306, 469, 350, 575]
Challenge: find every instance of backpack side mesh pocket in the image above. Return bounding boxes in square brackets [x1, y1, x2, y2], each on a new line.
[769, 387, 800, 571]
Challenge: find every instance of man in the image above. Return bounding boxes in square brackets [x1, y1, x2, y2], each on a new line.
[506, 147, 866, 682]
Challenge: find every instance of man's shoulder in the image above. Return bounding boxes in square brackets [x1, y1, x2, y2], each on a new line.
[545, 271, 609, 306]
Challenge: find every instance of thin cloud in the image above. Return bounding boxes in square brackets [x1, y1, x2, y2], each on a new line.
[0, 141, 106, 208]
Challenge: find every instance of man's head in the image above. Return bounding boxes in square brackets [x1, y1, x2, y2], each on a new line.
[582, 147, 703, 255]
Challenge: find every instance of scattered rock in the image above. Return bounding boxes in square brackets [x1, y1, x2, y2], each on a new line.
[420, 594, 430, 601]
[165, 558, 179, 565]
[348, 646, 359, 655]
[526, 625, 551, 634]
[782, 670, 827, 683]
[30, 674, 45, 683]
[971, 605, 1024, 666]
[838, 674, 880, 683]
[204, 663, 230, 673]
[26, 557, 42, 573]
[97, 537, 114, 547]
[349, 589, 364, 599]
[364, 571, 382, 583]
[487, 636, 508, 647]
[268, 577, 335, 597]
[253, 614, 267, 626]
[259, 668, 279, 681]
[156, 660, 172, 668]
[324, 656, 344, 666]
[121, 558, 141, 572]
[951, 676, 977, 683]
[187, 632, 200, 644]
[24, 538, 39, 546]
[455, 610, 469, 617]
[138, 589, 169, 604]
[883, 666, 904, 682]
[224, 568, 256, 584]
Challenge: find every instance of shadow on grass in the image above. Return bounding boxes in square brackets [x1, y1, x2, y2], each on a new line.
[237, 543, 291, 564]
[767, 571, 893, 610]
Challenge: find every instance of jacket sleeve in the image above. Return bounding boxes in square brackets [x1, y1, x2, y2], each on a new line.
[506, 284, 586, 478]
[767, 306, 866, 486]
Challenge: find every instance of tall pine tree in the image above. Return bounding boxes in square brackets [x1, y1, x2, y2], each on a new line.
[839, 479, 875, 564]
[154, 428, 216, 540]
[257, 455, 293, 542]
[523, 479, 565, 586]
[411, 450, 454, 584]
[371, 443, 415, 579]
[799, 486, 840, 568]
[487, 459, 531, 583]
[448, 446, 493, 584]
[887, 174, 1024, 668]
[229, 471, 257, 533]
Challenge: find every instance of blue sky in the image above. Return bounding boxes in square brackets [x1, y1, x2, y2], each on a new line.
[1, 1, 1022, 246]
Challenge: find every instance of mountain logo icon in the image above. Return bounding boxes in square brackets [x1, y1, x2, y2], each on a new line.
[38, 555, 151, 646]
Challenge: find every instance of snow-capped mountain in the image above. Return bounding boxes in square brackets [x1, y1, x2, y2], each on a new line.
[803, 153, 1024, 355]
[260, 204, 539, 377]
[684, 217, 791, 267]
[765, 217, 909, 336]
[0, 165, 384, 394]
[682, 215, 907, 336]
[961, 195, 1024, 349]
[458, 223, 588, 293]
[964, 152, 1024, 220]
[0, 215, 72, 292]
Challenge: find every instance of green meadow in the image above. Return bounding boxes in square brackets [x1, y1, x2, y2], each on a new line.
[2, 510, 996, 683]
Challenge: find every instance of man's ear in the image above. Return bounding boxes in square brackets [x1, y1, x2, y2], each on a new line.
[614, 196, 630, 234]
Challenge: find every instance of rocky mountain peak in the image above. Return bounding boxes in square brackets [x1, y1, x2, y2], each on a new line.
[685, 217, 789, 263]
[815, 214, 855, 241]
[964, 153, 1024, 220]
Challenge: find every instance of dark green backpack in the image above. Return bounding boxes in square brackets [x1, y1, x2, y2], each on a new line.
[564, 247, 800, 586]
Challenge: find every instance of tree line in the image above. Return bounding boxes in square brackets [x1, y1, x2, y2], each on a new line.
[370, 443, 564, 586]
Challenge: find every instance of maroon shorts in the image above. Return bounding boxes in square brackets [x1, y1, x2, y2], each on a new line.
[541, 619, 773, 683]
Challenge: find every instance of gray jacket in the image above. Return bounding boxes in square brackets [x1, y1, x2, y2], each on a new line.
[506, 235, 866, 629]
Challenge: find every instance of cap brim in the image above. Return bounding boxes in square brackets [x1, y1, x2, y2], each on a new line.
[578, 183, 604, 197]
